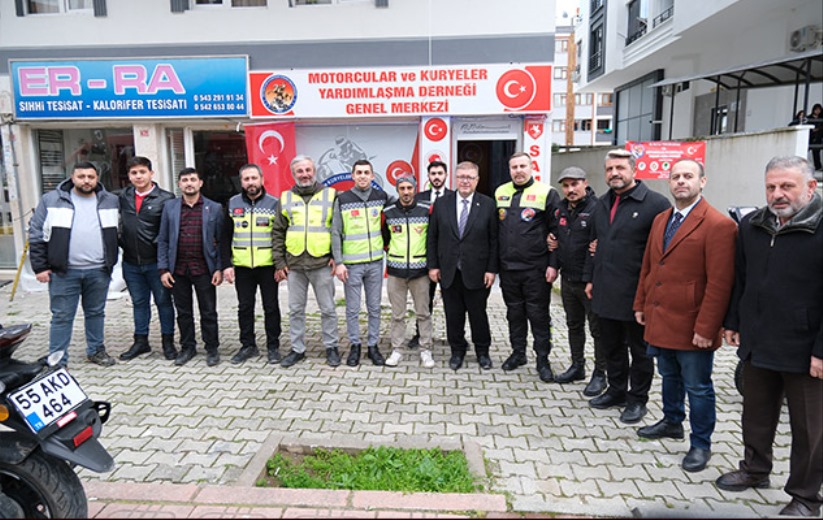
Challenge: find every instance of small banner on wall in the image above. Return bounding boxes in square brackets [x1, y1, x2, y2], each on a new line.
[418, 116, 451, 190]
[626, 141, 706, 180]
[523, 115, 549, 183]
[244, 122, 297, 196]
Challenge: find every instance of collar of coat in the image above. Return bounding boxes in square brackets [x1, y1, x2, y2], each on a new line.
[750, 192, 822, 235]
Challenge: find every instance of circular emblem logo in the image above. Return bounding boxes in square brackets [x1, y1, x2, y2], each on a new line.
[426, 151, 445, 165]
[385, 160, 415, 187]
[498, 208, 507, 221]
[423, 118, 448, 142]
[260, 75, 297, 114]
[520, 208, 536, 222]
[496, 69, 536, 110]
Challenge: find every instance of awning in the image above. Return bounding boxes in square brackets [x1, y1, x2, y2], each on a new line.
[648, 49, 823, 90]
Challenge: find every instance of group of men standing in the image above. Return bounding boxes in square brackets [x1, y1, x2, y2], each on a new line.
[28, 148, 821, 516]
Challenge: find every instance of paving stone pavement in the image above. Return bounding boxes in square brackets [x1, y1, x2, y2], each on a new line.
[0, 280, 806, 518]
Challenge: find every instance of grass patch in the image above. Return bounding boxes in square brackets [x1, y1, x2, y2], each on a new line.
[259, 446, 481, 493]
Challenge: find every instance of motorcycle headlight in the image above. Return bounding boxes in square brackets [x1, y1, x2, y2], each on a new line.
[0, 404, 9, 422]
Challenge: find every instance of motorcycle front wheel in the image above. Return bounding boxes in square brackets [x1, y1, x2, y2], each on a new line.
[0, 449, 87, 518]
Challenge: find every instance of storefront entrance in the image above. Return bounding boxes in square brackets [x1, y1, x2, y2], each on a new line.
[193, 130, 248, 206]
[456, 139, 516, 196]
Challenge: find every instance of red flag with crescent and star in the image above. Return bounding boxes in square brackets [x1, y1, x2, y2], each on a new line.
[244, 122, 297, 196]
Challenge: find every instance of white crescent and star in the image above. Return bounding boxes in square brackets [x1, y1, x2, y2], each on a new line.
[258, 130, 285, 166]
[503, 80, 527, 98]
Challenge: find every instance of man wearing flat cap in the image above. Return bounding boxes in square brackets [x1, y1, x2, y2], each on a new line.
[381, 174, 435, 368]
[550, 166, 607, 396]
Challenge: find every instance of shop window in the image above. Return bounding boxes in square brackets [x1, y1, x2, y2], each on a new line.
[35, 128, 135, 194]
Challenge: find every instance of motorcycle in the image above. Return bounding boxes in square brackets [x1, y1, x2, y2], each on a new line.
[0, 324, 114, 518]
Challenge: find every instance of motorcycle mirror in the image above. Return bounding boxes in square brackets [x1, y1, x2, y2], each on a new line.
[47, 350, 65, 367]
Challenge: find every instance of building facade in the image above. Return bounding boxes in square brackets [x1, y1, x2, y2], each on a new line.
[0, 0, 557, 270]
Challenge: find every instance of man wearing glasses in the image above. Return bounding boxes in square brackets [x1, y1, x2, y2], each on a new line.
[427, 161, 498, 371]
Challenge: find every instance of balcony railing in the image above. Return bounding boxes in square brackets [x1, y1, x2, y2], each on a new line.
[653, 5, 674, 28]
[625, 24, 647, 46]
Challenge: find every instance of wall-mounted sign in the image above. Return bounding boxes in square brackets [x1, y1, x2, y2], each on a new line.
[249, 63, 551, 119]
[626, 141, 707, 180]
[11, 56, 249, 120]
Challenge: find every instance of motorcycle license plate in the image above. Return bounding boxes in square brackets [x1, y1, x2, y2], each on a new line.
[8, 368, 89, 433]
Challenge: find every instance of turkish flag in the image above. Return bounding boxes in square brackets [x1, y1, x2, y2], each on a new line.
[244, 122, 296, 196]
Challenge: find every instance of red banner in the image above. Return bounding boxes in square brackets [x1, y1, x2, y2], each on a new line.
[244, 122, 296, 196]
[626, 141, 707, 180]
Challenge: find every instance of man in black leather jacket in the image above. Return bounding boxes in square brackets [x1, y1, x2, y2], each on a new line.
[118, 156, 177, 361]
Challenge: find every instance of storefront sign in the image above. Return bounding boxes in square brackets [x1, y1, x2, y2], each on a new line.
[626, 140, 706, 180]
[249, 63, 551, 119]
[523, 115, 549, 183]
[11, 57, 249, 120]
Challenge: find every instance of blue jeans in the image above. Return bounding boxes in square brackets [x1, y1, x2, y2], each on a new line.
[655, 347, 716, 450]
[343, 260, 383, 346]
[122, 261, 174, 336]
[49, 268, 111, 365]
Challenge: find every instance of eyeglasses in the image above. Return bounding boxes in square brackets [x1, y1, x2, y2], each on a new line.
[456, 176, 478, 182]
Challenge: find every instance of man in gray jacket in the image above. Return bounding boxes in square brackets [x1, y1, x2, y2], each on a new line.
[29, 161, 120, 367]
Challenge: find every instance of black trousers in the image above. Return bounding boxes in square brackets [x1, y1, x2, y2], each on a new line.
[235, 265, 281, 351]
[499, 268, 552, 357]
[441, 271, 491, 357]
[172, 271, 218, 353]
[560, 278, 605, 372]
[598, 317, 653, 405]
[741, 361, 823, 509]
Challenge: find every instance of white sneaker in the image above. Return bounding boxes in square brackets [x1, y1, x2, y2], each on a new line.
[420, 349, 435, 368]
[385, 350, 402, 367]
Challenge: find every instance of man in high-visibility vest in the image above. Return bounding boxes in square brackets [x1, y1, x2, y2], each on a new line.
[331, 160, 387, 367]
[221, 164, 282, 366]
[272, 155, 341, 368]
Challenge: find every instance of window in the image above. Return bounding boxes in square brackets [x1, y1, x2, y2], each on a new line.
[552, 121, 566, 132]
[25, 0, 92, 14]
[289, 0, 370, 5]
[598, 93, 613, 106]
[596, 119, 612, 133]
[558, 39, 569, 53]
[626, 0, 648, 45]
[35, 128, 135, 194]
[574, 93, 594, 106]
[195, 0, 266, 6]
[553, 94, 567, 106]
[590, 0, 603, 13]
[573, 120, 592, 132]
[589, 24, 604, 75]
[554, 67, 568, 80]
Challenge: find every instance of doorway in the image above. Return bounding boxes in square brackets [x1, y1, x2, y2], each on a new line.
[193, 130, 248, 206]
[456, 140, 516, 196]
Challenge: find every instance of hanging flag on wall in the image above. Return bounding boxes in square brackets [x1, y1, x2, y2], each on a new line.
[244, 122, 297, 195]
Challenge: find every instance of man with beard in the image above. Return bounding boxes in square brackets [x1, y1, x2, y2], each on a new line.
[29, 162, 120, 367]
[717, 156, 822, 517]
[584, 149, 670, 424]
[550, 167, 607, 396]
[221, 164, 282, 366]
[273, 155, 341, 368]
[409, 160, 451, 348]
[157, 168, 225, 367]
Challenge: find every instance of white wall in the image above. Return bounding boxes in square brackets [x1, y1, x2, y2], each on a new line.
[745, 84, 823, 133]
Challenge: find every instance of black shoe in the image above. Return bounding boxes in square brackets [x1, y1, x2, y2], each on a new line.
[367, 345, 385, 366]
[449, 354, 464, 371]
[583, 370, 607, 397]
[346, 344, 361, 367]
[206, 352, 220, 367]
[555, 363, 585, 384]
[174, 349, 196, 366]
[162, 334, 178, 361]
[637, 419, 685, 440]
[589, 392, 627, 409]
[326, 348, 341, 367]
[267, 348, 282, 364]
[779, 499, 821, 517]
[620, 403, 647, 424]
[682, 447, 711, 473]
[407, 334, 420, 349]
[502, 352, 527, 371]
[88, 350, 116, 366]
[478, 354, 493, 370]
[280, 350, 305, 368]
[230, 345, 259, 365]
[120, 335, 150, 361]
[716, 470, 770, 492]
[537, 359, 554, 383]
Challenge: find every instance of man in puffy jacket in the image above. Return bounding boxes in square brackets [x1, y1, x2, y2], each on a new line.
[118, 156, 176, 362]
[29, 161, 120, 367]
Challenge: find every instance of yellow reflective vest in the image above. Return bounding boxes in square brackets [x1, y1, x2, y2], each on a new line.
[228, 192, 278, 268]
[339, 189, 386, 264]
[280, 187, 336, 257]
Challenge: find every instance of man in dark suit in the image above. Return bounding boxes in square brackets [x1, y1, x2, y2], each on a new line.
[583, 149, 670, 424]
[409, 161, 451, 348]
[157, 167, 224, 367]
[427, 161, 498, 370]
[634, 159, 737, 473]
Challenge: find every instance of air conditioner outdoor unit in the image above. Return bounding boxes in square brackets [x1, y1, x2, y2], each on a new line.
[790, 25, 822, 52]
